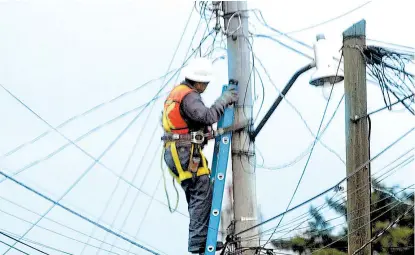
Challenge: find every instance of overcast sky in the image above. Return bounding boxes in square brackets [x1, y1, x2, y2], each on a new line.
[0, 0, 414, 254]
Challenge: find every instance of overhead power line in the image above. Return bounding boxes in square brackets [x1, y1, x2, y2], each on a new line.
[0, 229, 73, 255]
[262, 55, 344, 247]
[352, 206, 414, 255]
[283, 1, 372, 35]
[253, 52, 346, 165]
[0, 240, 29, 255]
[2, 69, 177, 158]
[0, 169, 161, 255]
[234, 126, 414, 236]
[0, 82, 150, 254]
[0, 93, 166, 184]
[311, 193, 413, 254]
[89, 5, 198, 255]
[367, 38, 415, 51]
[0, 32, 215, 253]
[0, 231, 50, 255]
[256, 94, 345, 171]
[0, 197, 153, 255]
[251, 8, 415, 114]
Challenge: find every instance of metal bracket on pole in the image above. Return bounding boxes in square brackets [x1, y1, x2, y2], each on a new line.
[205, 82, 236, 255]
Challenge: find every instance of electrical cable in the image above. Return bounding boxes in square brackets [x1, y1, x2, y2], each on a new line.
[0, 209, 136, 255]
[247, 184, 413, 242]
[253, 54, 346, 165]
[0, 92, 167, 185]
[265, 193, 413, 253]
[78, 112, 153, 255]
[250, 151, 414, 243]
[250, 8, 415, 114]
[311, 193, 413, 254]
[283, 1, 372, 35]
[0, 240, 29, 255]
[0, 30, 215, 255]
[124, 147, 167, 254]
[0, 196, 159, 255]
[242, 150, 414, 242]
[234, 126, 414, 236]
[254, 34, 313, 60]
[245, 147, 414, 249]
[2, 69, 179, 158]
[367, 38, 415, 51]
[354, 93, 414, 121]
[0, 79, 152, 254]
[0, 231, 50, 255]
[256, 94, 345, 170]
[106, 16, 220, 255]
[0, 170, 162, 255]
[261, 54, 343, 248]
[0, 229, 73, 255]
[4, 108, 144, 254]
[93, 7, 199, 254]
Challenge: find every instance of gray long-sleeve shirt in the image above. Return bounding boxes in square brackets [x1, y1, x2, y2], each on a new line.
[164, 81, 228, 175]
[179, 82, 227, 131]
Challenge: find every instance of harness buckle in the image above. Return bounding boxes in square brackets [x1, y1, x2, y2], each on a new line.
[191, 131, 205, 144]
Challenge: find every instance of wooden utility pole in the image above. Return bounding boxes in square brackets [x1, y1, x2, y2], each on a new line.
[343, 19, 372, 255]
[223, 1, 259, 253]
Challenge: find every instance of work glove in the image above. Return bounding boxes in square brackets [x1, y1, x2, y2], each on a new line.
[217, 87, 239, 106]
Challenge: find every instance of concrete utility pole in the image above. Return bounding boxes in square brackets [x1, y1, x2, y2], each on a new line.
[223, 1, 259, 253]
[343, 19, 372, 255]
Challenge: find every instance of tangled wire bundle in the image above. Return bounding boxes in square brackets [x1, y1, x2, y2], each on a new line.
[362, 45, 415, 114]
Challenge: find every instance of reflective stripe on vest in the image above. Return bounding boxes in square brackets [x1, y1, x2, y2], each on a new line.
[162, 84, 194, 134]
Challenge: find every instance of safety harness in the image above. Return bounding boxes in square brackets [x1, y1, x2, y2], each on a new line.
[161, 84, 211, 183]
[161, 123, 249, 182]
[161, 84, 249, 184]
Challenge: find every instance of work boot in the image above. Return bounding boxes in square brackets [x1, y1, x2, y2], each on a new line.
[189, 241, 224, 254]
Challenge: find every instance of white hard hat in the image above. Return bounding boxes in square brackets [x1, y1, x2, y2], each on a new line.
[184, 57, 213, 83]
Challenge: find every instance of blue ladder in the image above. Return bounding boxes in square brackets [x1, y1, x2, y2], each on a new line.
[204, 82, 236, 254]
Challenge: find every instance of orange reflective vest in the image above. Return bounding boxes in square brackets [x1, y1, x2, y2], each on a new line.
[161, 84, 210, 183]
[162, 84, 194, 134]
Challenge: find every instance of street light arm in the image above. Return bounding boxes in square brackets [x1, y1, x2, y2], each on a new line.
[250, 62, 315, 140]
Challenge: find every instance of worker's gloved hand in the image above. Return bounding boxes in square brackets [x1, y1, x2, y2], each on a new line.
[216, 87, 239, 106]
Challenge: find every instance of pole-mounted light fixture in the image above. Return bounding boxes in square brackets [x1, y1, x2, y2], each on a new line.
[310, 34, 344, 100]
[250, 34, 344, 140]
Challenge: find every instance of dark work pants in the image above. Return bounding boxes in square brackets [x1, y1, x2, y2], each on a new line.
[181, 175, 213, 251]
[164, 145, 213, 252]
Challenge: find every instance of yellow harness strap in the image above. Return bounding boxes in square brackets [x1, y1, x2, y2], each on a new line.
[168, 142, 210, 183]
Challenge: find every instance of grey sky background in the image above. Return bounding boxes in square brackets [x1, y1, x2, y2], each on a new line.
[0, 0, 414, 254]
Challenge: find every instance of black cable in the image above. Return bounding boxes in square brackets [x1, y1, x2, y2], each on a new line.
[261, 53, 343, 248]
[93, 7, 199, 253]
[0, 197, 145, 255]
[104, 14, 222, 254]
[367, 38, 415, 51]
[360, 45, 415, 114]
[256, 94, 345, 171]
[311, 193, 413, 254]
[234, 124, 413, 237]
[0, 230, 73, 255]
[357, 94, 415, 121]
[0, 240, 29, 255]
[284, 1, 372, 35]
[0, 231, 50, 255]
[0, 170, 162, 255]
[248, 184, 413, 242]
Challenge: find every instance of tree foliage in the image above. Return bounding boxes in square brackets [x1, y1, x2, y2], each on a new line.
[271, 181, 414, 254]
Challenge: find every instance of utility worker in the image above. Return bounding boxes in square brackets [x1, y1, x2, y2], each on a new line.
[161, 57, 238, 253]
